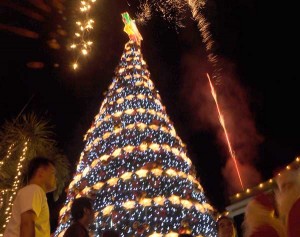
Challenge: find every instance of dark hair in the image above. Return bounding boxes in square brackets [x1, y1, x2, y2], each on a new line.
[71, 197, 93, 221]
[27, 156, 55, 181]
[217, 216, 234, 229]
[102, 230, 120, 237]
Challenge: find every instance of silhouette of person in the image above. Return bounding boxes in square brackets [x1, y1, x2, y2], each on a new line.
[63, 197, 94, 237]
[4, 156, 57, 237]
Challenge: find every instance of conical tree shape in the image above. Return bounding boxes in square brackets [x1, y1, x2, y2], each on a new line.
[55, 39, 217, 237]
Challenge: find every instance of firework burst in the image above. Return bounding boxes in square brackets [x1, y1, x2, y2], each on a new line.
[136, 0, 189, 29]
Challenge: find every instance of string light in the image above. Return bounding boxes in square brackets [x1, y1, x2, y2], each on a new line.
[231, 156, 300, 202]
[1, 140, 29, 232]
[0, 143, 15, 171]
[70, 0, 96, 70]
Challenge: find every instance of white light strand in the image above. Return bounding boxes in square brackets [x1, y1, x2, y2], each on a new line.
[2, 140, 29, 231]
[0, 143, 15, 171]
[71, 0, 97, 70]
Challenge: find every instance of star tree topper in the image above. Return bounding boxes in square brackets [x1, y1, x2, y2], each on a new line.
[122, 12, 143, 45]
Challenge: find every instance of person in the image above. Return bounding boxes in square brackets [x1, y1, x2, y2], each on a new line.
[102, 230, 120, 237]
[217, 215, 237, 237]
[63, 197, 94, 237]
[243, 192, 285, 237]
[275, 168, 300, 237]
[4, 156, 57, 237]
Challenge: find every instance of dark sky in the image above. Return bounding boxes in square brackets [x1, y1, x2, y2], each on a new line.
[0, 0, 299, 224]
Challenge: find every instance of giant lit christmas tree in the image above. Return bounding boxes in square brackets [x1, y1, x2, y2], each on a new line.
[55, 13, 217, 237]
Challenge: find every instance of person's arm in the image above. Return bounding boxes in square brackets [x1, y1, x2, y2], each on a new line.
[20, 210, 36, 237]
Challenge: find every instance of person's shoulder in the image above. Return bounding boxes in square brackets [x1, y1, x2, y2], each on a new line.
[18, 184, 45, 196]
[250, 225, 280, 237]
[63, 223, 88, 237]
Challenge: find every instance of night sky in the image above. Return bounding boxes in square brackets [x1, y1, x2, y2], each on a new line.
[0, 0, 299, 230]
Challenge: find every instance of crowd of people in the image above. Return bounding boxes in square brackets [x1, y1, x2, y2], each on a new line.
[3, 156, 300, 237]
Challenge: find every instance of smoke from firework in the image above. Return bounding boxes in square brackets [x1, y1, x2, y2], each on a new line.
[181, 48, 263, 194]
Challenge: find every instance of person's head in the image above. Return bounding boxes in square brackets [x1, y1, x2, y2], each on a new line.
[27, 156, 56, 193]
[71, 197, 94, 226]
[217, 216, 237, 237]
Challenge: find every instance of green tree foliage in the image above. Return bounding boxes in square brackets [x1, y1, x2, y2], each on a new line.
[0, 113, 70, 233]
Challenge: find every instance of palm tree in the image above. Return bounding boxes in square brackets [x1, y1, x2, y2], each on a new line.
[0, 112, 70, 233]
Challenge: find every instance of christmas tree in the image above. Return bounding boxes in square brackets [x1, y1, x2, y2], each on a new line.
[55, 13, 217, 237]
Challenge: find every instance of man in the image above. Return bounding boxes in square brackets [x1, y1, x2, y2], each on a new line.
[63, 197, 94, 237]
[275, 168, 300, 237]
[4, 156, 57, 237]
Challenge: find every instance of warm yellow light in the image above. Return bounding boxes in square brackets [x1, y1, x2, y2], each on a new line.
[136, 169, 148, 177]
[102, 205, 114, 216]
[82, 186, 91, 194]
[73, 63, 78, 70]
[181, 200, 193, 209]
[166, 169, 177, 177]
[149, 232, 163, 237]
[139, 198, 152, 206]
[100, 154, 110, 162]
[165, 232, 178, 237]
[151, 168, 163, 176]
[154, 196, 165, 205]
[82, 167, 90, 177]
[120, 172, 132, 180]
[82, 49, 88, 55]
[140, 143, 148, 151]
[107, 177, 119, 186]
[93, 182, 104, 190]
[149, 143, 160, 151]
[123, 200, 135, 209]
[169, 195, 180, 205]
[124, 145, 134, 153]
[112, 148, 121, 157]
[103, 132, 111, 139]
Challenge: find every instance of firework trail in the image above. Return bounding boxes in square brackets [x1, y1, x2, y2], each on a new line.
[187, 0, 222, 85]
[137, 0, 222, 84]
[206, 73, 244, 190]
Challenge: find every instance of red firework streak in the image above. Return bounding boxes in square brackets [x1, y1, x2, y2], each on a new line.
[206, 73, 245, 190]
